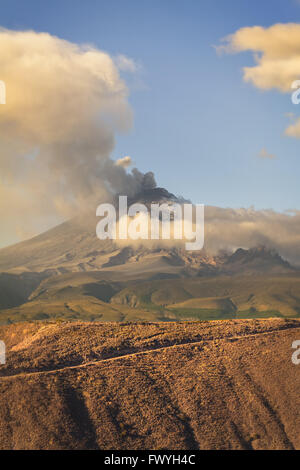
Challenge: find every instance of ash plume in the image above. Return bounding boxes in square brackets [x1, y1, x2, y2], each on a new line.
[0, 28, 156, 246]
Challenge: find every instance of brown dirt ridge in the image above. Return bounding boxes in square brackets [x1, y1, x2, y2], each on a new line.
[0, 318, 300, 450]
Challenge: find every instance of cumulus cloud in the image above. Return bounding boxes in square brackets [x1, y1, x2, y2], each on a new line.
[218, 23, 300, 92]
[217, 23, 300, 138]
[258, 148, 276, 159]
[0, 29, 154, 247]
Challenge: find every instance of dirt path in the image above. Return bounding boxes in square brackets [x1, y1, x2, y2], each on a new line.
[1, 322, 300, 380]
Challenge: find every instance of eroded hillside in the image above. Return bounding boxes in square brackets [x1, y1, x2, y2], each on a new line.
[0, 319, 300, 450]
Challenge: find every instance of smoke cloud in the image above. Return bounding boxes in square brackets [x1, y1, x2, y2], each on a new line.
[0, 28, 155, 247]
[115, 156, 132, 168]
[2, 27, 300, 264]
[113, 204, 300, 265]
[204, 206, 300, 265]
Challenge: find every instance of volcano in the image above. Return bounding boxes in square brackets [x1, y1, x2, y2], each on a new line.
[0, 187, 298, 324]
[0, 187, 294, 277]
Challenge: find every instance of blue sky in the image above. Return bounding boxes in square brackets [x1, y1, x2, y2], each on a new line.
[1, 0, 300, 211]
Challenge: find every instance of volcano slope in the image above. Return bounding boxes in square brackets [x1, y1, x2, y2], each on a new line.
[0, 318, 300, 450]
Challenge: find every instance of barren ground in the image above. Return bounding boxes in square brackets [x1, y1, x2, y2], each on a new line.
[0, 319, 300, 450]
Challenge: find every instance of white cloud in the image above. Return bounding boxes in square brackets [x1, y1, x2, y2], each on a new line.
[258, 148, 276, 159]
[114, 55, 139, 73]
[218, 23, 300, 92]
[218, 23, 300, 139]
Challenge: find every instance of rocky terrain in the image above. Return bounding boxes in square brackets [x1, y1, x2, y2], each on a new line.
[0, 318, 299, 449]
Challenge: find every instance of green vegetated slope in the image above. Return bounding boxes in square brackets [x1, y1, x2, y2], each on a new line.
[111, 275, 300, 320]
[0, 272, 166, 324]
[1, 272, 300, 324]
